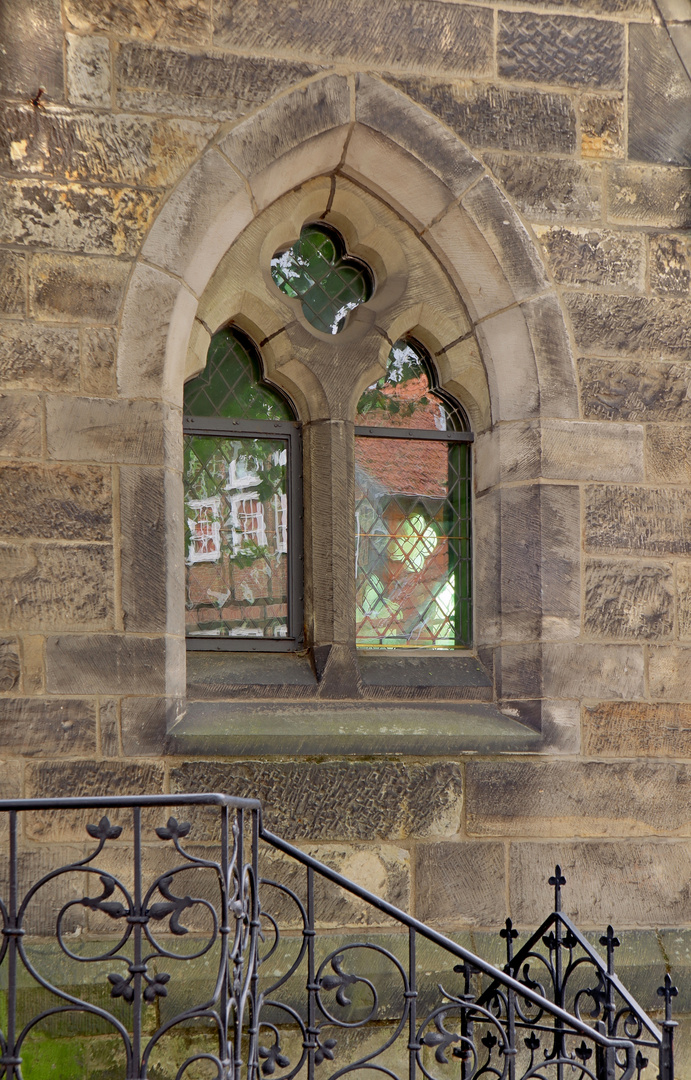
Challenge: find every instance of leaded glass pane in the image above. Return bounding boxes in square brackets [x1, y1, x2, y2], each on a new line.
[355, 440, 471, 648]
[271, 223, 373, 335]
[184, 326, 294, 421]
[184, 434, 290, 639]
[356, 339, 467, 431]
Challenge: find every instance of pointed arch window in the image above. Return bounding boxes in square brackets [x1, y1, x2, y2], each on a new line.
[355, 338, 472, 649]
[183, 326, 302, 651]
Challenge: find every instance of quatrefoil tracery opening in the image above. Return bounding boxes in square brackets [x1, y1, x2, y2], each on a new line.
[271, 222, 374, 335]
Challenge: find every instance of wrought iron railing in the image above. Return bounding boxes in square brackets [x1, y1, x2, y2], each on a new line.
[0, 793, 675, 1080]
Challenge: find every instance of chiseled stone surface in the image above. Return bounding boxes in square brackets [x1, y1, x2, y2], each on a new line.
[45, 634, 166, 695]
[584, 559, 674, 640]
[650, 234, 691, 296]
[510, 840, 691, 927]
[119, 467, 169, 633]
[586, 484, 691, 556]
[63, 0, 212, 47]
[0, 394, 42, 459]
[0, 697, 96, 754]
[46, 397, 166, 464]
[0, 464, 111, 542]
[646, 424, 691, 483]
[213, 0, 494, 75]
[0, 179, 163, 256]
[0, 322, 79, 391]
[580, 94, 624, 158]
[171, 761, 463, 841]
[415, 842, 506, 927]
[467, 760, 691, 837]
[0, 543, 113, 631]
[80, 327, 117, 397]
[386, 77, 577, 154]
[566, 293, 691, 358]
[485, 155, 602, 224]
[677, 563, 691, 638]
[608, 164, 691, 227]
[66, 33, 111, 108]
[629, 24, 691, 168]
[583, 702, 691, 758]
[498, 13, 625, 89]
[0, 638, 20, 693]
[536, 227, 644, 290]
[649, 647, 691, 701]
[579, 358, 691, 422]
[116, 41, 317, 119]
[0, 252, 27, 316]
[0, 0, 64, 101]
[29, 254, 130, 324]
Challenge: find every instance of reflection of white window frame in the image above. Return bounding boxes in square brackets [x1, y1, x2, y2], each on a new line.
[274, 493, 288, 554]
[230, 493, 267, 553]
[227, 455, 260, 490]
[187, 497, 221, 564]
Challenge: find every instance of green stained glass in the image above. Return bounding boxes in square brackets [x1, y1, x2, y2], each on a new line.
[184, 326, 295, 421]
[271, 223, 373, 335]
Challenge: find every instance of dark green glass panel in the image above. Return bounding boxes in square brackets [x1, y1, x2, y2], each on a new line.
[356, 339, 467, 432]
[184, 433, 290, 639]
[271, 223, 373, 335]
[355, 435, 471, 649]
[184, 326, 295, 421]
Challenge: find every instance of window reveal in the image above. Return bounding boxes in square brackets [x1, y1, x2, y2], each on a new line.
[355, 339, 472, 649]
[183, 327, 302, 650]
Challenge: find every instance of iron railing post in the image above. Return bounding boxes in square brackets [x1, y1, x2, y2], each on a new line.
[407, 928, 417, 1080]
[306, 866, 317, 1080]
[657, 974, 678, 1080]
[3, 810, 20, 1080]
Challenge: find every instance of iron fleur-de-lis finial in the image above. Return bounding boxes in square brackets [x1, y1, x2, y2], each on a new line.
[548, 866, 567, 912]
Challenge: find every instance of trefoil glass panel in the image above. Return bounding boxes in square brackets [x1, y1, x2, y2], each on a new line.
[184, 435, 290, 639]
[355, 339, 471, 649]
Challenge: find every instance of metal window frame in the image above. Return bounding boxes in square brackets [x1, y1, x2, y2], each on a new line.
[183, 415, 303, 652]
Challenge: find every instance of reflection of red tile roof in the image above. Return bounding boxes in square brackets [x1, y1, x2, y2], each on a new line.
[356, 437, 446, 499]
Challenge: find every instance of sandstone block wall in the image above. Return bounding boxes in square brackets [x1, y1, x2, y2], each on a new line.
[3, 0, 691, 1060]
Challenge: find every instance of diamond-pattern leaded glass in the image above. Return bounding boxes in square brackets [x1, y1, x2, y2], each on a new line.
[355, 339, 471, 649]
[184, 434, 289, 639]
[184, 326, 295, 420]
[271, 223, 373, 335]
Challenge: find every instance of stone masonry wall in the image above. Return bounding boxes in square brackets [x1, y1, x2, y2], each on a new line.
[3, 0, 691, 1067]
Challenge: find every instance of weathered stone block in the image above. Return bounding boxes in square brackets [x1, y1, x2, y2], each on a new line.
[99, 698, 120, 757]
[540, 419, 644, 481]
[583, 701, 691, 757]
[120, 467, 167, 632]
[64, 0, 212, 46]
[355, 75, 483, 199]
[629, 24, 691, 167]
[0, 179, 163, 256]
[650, 234, 691, 296]
[580, 94, 624, 157]
[29, 254, 129, 324]
[543, 642, 645, 699]
[46, 397, 166, 464]
[120, 697, 174, 755]
[0, 0, 64, 101]
[0, 543, 113, 630]
[580, 358, 691, 422]
[677, 563, 691, 638]
[585, 559, 674, 640]
[80, 327, 116, 397]
[520, 294, 580, 418]
[0, 638, 20, 692]
[20, 635, 43, 694]
[468, 760, 691, 837]
[0, 394, 41, 459]
[66, 33, 111, 107]
[646, 424, 691, 482]
[116, 41, 316, 119]
[536, 227, 644, 289]
[219, 76, 349, 180]
[498, 13, 624, 89]
[0, 322, 79, 390]
[415, 843, 505, 927]
[0, 697, 96, 754]
[0, 252, 27, 315]
[566, 293, 691, 358]
[485, 155, 601, 224]
[386, 77, 577, 154]
[586, 484, 691, 556]
[170, 761, 463, 841]
[510, 840, 691, 926]
[0, 104, 214, 188]
[213, 0, 493, 75]
[649, 646, 691, 700]
[539, 484, 581, 637]
[608, 164, 691, 227]
[24, 760, 165, 841]
[45, 634, 166, 695]
[0, 464, 111, 541]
